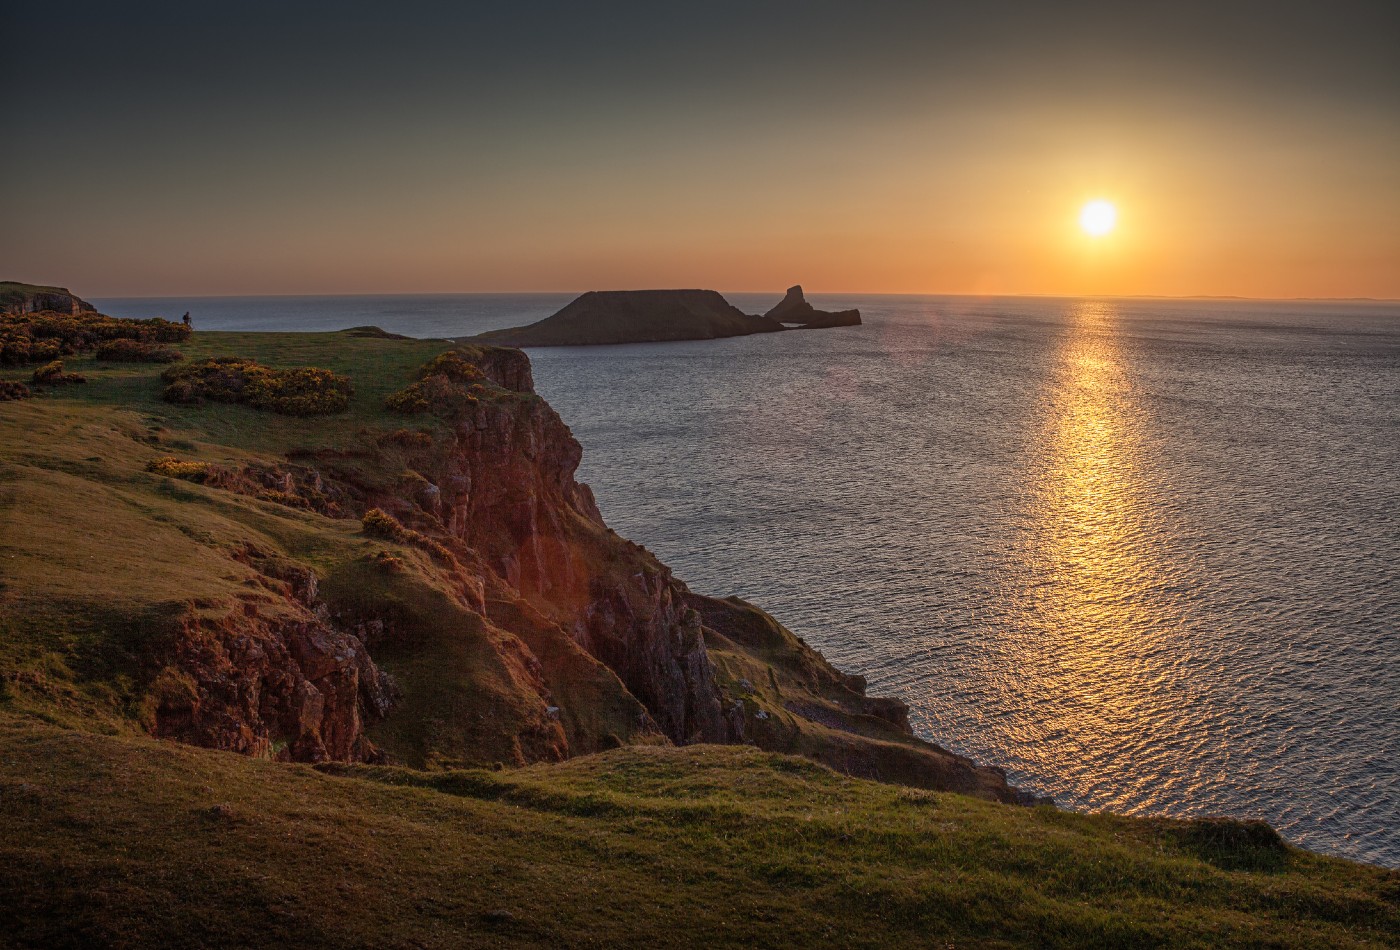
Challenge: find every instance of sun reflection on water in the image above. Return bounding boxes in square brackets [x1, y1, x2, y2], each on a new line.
[1003, 302, 1194, 811]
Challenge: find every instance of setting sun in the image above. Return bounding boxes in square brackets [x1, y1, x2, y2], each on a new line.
[1080, 200, 1118, 237]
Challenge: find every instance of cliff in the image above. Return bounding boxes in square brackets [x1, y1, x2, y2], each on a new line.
[470, 289, 783, 347]
[765, 284, 862, 328]
[0, 280, 98, 316]
[0, 324, 1019, 801]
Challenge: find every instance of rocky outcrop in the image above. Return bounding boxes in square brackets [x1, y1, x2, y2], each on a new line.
[469, 290, 784, 347]
[129, 335, 1023, 800]
[147, 552, 396, 763]
[765, 285, 861, 328]
[0, 281, 97, 316]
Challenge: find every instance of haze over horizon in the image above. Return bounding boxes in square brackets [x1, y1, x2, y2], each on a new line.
[3, 1, 1397, 300]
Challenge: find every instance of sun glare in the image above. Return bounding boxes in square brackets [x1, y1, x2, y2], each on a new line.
[1079, 200, 1117, 237]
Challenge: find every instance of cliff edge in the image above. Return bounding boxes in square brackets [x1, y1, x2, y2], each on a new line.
[0, 318, 1022, 802]
[0, 281, 98, 316]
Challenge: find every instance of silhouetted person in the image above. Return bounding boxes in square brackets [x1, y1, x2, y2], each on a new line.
[182, 312, 192, 328]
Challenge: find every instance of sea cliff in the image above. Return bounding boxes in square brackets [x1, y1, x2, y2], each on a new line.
[0, 313, 1016, 800]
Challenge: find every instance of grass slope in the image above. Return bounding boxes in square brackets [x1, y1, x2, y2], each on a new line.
[2, 718, 1396, 949]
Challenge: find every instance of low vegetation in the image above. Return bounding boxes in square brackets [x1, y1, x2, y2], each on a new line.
[0, 380, 32, 400]
[386, 350, 487, 415]
[362, 506, 455, 562]
[30, 359, 86, 386]
[95, 338, 184, 363]
[1, 309, 189, 365]
[161, 356, 352, 415]
[145, 456, 216, 482]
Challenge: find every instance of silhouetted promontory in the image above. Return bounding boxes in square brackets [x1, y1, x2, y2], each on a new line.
[766, 284, 862, 328]
[467, 286, 860, 347]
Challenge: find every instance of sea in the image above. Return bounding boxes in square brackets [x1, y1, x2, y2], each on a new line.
[97, 292, 1400, 868]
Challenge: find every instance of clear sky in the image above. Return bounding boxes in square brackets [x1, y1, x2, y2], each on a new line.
[3, 1, 1397, 298]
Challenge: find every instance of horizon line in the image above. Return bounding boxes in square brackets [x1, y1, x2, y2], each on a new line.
[84, 289, 1400, 305]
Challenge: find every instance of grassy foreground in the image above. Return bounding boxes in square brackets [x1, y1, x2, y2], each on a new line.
[2, 717, 1397, 949]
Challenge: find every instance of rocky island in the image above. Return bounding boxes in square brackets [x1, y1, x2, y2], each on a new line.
[765, 284, 863, 328]
[1, 288, 1393, 948]
[468, 285, 859, 347]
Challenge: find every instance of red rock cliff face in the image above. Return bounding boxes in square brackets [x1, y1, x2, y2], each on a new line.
[149, 554, 396, 763]
[147, 343, 1025, 802]
[355, 347, 740, 749]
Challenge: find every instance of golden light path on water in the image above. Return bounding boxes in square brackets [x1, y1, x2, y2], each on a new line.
[996, 302, 1198, 810]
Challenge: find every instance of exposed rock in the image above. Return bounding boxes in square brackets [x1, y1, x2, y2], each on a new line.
[131, 340, 1024, 801]
[765, 285, 861, 328]
[0, 281, 97, 316]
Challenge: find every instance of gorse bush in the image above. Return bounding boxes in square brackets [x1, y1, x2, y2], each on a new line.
[386, 350, 487, 416]
[0, 380, 31, 401]
[161, 357, 352, 415]
[31, 360, 86, 386]
[0, 310, 190, 365]
[362, 507, 455, 562]
[95, 339, 184, 363]
[145, 457, 216, 482]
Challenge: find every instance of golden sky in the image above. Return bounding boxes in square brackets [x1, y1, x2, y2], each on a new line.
[3, 3, 1397, 299]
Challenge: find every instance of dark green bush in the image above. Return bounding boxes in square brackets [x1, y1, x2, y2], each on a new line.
[161, 357, 352, 415]
[95, 339, 184, 363]
[0, 380, 31, 401]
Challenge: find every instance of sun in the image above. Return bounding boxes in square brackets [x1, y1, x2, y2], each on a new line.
[1079, 199, 1117, 237]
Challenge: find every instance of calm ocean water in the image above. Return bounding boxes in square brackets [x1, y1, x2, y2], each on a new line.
[99, 292, 1400, 868]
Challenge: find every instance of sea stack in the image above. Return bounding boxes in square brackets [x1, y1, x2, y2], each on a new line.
[765, 285, 861, 328]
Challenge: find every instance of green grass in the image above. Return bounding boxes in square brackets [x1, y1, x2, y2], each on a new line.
[2, 718, 1396, 949]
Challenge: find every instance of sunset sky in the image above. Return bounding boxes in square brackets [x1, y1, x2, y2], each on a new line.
[3, 1, 1397, 299]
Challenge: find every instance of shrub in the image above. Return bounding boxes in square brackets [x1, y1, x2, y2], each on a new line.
[0, 309, 190, 365]
[146, 457, 215, 482]
[385, 351, 487, 416]
[161, 357, 352, 415]
[95, 339, 184, 363]
[362, 507, 405, 540]
[0, 380, 31, 401]
[361, 507, 455, 563]
[31, 360, 86, 386]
